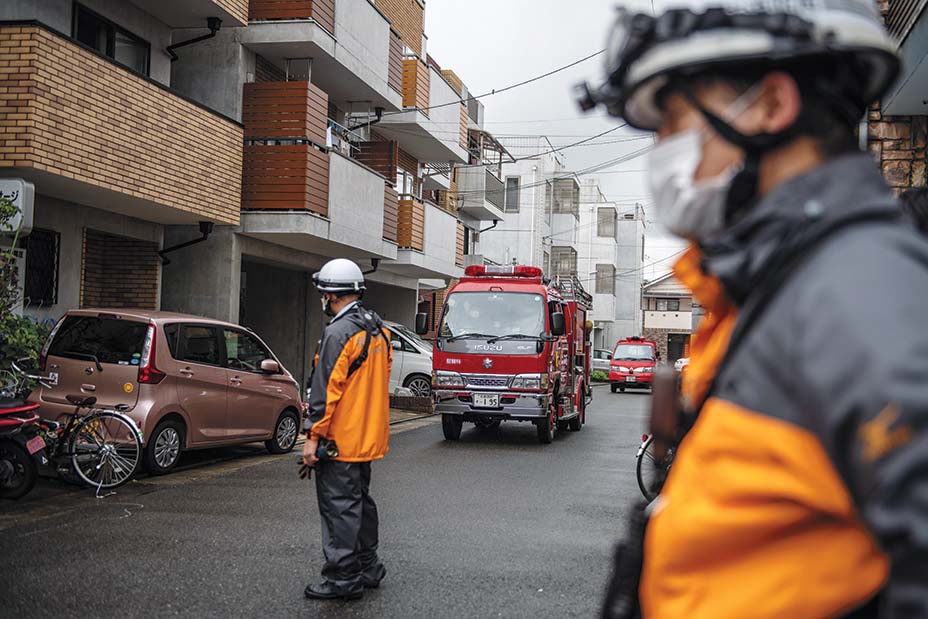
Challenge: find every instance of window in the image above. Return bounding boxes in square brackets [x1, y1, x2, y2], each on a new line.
[223, 329, 272, 372]
[179, 325, 221, 366]
[163, 323, 180, 358]
[597, 208, 617, 238]
[390, 331, 419, 353]
[656, 299, 667, 311]
[504, 177, 520, 213]
[73, 3, 150, 76]
[48, 315, 148, 365]
[595, 264, 615, 295]
[550, 246, 577, 277]
[397, 169, 417, 198]
[24, 228, 59, 307]
[656, 298, 680, 311]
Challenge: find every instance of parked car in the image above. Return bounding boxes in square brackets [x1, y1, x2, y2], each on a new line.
[29, 309, 303, 475]
[592, 349, 614, 372]
[386, 320, 433, 397]
[674, 357, 690, 373]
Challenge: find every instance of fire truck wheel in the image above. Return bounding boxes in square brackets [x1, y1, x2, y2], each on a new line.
[569, 399, 584, 432]
[610, 384, 618, 393]
[442, 414, 463, 441]
[536, 407, 556, 444]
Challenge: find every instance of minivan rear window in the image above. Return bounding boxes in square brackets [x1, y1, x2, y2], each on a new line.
[47, 315, 149, 365]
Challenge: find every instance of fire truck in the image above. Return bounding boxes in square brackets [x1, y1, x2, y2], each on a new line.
[417, 265, 593, 444]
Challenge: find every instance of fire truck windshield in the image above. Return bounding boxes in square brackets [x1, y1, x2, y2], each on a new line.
[439, 292, 546, 340]
[612, 345, 654, 361]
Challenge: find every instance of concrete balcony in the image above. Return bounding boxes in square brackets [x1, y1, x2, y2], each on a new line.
[456, 167, 505, 221]
[0, 24, 243, 224]
[241, 0, 401, 111]
[240, 151, 397, 259]
[130, 0, 249, 26]
[591, 294, 616, 324]
[643, 311, 692, 331]
[375, 65, 468, 164]
[383, 200, 463, 280]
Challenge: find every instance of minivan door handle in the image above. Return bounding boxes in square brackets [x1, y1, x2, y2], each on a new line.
[179, 368, 194, 377]
[229, 376, 242, 386]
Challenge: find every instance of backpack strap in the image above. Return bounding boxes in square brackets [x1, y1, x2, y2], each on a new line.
[683, 207, 901, 434]
[346, 310, 389, 379]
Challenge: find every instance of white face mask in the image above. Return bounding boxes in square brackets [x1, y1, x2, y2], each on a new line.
[647, 130, 738, 240]
[647, 85, 762, 240]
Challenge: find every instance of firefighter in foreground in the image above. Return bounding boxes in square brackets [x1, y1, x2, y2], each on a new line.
[580, 0, 928, 617]
[302, 258, 391, 601]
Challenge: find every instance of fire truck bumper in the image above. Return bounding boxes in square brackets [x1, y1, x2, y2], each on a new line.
[433, 390, 550, 420]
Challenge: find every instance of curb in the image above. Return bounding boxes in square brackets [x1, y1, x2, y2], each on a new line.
[390, 412, 437, 426]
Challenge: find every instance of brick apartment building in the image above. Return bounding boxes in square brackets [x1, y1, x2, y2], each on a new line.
[0, 0, 502, 387]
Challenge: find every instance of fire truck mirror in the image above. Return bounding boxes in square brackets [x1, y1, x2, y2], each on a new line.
[415, 312, 429, 335]
[550, 312, 566, 336]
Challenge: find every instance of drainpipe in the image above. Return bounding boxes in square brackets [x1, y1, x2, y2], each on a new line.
[166, 17, 222, 62]
[349, 107, 385, 132]
[159, 222, 213, 266]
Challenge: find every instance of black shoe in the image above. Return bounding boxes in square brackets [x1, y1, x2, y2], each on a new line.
[304, 581, 363, 601]
[360, 564, 386, 589]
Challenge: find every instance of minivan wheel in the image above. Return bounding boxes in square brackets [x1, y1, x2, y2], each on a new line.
[404, 374, 432, 398]
[266, 411, 299, 454]
[143, 420, 184, 476]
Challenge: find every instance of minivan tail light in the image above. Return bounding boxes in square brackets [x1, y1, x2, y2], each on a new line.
[138, 323, 166, 385]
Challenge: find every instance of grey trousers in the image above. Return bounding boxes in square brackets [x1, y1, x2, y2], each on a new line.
[314, 460, 380, 588]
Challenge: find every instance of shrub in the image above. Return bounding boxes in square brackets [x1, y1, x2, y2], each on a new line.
[590, 369, 609, 382]
[0, 313, 50, 377]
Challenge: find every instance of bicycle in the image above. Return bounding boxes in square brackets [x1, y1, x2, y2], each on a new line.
[6, 359, 143, 491]
[635, 433, 674, 502]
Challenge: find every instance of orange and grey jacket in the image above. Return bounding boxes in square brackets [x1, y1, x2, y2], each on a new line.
[305, 304, 392, 462]
[640, 153, 928, 619]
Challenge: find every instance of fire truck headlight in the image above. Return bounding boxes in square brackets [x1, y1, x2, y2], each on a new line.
[617, 366, 631, 373]
[433, 370, 465, 387]
[511, 373, 547, 390]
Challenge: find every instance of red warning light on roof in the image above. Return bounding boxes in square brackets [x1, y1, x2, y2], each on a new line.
[464, 265, 543, 278]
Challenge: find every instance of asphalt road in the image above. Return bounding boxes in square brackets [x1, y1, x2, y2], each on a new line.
[0, 388, 650, 619]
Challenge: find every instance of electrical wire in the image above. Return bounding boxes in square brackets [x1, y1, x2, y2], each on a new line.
[380, 48, 606, 118]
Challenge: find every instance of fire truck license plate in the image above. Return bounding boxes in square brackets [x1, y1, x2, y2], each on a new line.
[473, 394, 499, 408]
[625, 376, 637, 383]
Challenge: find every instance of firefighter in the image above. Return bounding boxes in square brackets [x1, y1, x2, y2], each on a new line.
[579, 0, 928, 617]
[303, 258, 391, 601]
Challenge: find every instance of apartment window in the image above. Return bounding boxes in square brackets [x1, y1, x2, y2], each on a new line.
[504, 177, 520, 213]
[397, 169, 416, 197]
[24, 228, 60, 307]
[73, 3, 150, 76]
[656, 298, 680, 311]
[595, 264, 615, 295]
[550, 246, 577, 278]
[597, 207, 617, 238]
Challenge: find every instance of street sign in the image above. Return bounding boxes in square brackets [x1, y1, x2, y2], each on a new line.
[0, 178, 35, 237]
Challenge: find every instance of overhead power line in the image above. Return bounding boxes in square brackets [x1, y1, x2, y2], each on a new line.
[381, 48, 606, 117]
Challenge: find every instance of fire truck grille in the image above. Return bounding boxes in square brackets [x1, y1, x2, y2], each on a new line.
[464, 375, 511, 388]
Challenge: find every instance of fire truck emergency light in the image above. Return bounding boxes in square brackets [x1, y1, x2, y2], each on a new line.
[464, 265, 543, 278]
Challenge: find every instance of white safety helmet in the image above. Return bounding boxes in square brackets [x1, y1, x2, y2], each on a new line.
[577, 0, 900, 130]
[312, 258, 365, 294]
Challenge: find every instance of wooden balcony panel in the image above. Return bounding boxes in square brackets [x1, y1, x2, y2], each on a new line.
[242, 144, 329, 216]
[401, 58, 430, 115]
[243, 81, 328, 146]
[455, 221, 465, 267]
[397, 198, 425, 251]
[458, 102, 468, 150]
[388, 30, 403, 94]
[249, 0, 335, 32]
[383, 184, 399, 243]
[355, 139, 398, 184]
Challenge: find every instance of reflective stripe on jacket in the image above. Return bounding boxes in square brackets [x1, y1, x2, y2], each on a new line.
[640, 153, 928, 619]
[305, 305, 392, 462]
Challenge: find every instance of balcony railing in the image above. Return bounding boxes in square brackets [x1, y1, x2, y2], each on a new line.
[485, 169, 505, 210]
[397, 195, 426, 251]
[249, 0, 336, 33]
[388, 30, 403, 94]
[242, 81, 330, 215]
[402, 57, 430, 115]
[456, 222, 465, 267]
[0, 24, 242, 224]
[383, 184, 399, 243]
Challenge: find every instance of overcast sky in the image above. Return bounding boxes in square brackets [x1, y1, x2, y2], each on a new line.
[425, 0, 686, 281]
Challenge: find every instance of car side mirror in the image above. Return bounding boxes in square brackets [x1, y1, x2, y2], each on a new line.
[415, 312, 428, 335]
[550, 312, 566, 337]
[392, 340, 403, 350]
[260, 359, 281, 374]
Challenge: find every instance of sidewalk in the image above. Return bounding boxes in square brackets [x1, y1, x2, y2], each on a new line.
[390, 408, 434, 425]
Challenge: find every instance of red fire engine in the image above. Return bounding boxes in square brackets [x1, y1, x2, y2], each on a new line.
[417, 265, 593, 444]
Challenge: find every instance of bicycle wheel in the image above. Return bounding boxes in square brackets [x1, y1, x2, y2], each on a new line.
[636, 437, 673, 502]
[69, 412, 142, 489]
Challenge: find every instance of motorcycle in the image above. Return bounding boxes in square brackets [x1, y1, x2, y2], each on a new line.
[0, 396, 45, 500]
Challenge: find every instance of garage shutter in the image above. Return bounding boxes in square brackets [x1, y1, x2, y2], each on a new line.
[80, 229, 159, 309]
